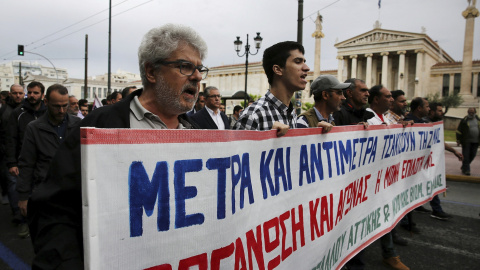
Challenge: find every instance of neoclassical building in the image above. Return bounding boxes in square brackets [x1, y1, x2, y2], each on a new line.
[206, 2, 479, 118]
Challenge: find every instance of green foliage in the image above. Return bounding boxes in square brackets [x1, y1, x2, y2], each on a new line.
[426, 92, 463, 114]
[302, 102, 314, 111]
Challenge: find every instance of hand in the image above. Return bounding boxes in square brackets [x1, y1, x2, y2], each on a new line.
[8, 167, 19, 176]
[400, 120, 414, 127]
[272, 122, 289, 137]
[18, 200, 28, 216]
[317, 121, 333, 133]
[454, 151, 463, 161]
[358, 122, 369, 129]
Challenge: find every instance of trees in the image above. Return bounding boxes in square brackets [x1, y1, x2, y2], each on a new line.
[426, 92, 463, 114]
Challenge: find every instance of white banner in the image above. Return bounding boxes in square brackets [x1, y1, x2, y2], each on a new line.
[81, 123, 446, 270]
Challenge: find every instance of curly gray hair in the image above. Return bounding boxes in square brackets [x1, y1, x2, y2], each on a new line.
[138, 24, 208, 85]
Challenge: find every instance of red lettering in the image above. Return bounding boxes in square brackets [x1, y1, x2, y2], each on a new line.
[355, 177, 363, 207]
[279, 211, 292, 261]
[246, 225, 265, 270]
[211, 242, 235, 270]
[291, 205, 305, 251]
[145, 264, 172, 270]
[263, 217, 280, 270]
[375, 169, 382, 193]
[335, 190, 344, 225]
[309, 198, 320, 241]
[362, 174, 370, 202]
[234, 238, 247, 270]
[320, 195, 332, 236]
[178, 253, 208, 270]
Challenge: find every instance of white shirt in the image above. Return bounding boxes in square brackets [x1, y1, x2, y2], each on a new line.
[206, 106, 225, 130]
[366, 108, 386, 125]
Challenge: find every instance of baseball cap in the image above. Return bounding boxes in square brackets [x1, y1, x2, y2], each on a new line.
[311, 75, 351, 95]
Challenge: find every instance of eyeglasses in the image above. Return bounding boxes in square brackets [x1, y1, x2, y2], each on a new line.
[157, 60, 209, 79]
[207, 94, 221, 99]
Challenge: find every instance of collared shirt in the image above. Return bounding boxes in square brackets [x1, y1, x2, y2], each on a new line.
[233, 91, 297, 130]
[296, 107, 334, 128]
[366, 108, 386, 125]
[129, 96, 188, 129]
[385, 110, 404, 125]
[48, 115, 68, 143]
[205, 106, 225, 130]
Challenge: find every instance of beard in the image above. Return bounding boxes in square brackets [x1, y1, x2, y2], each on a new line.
[28, 97, 41, 107]
[154, 75, 198, 115]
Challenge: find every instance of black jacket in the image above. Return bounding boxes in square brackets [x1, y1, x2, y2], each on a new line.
[0, 97, 23, 157]
[28, 89, 198, 269]
[6, 100, 46, 168]
[190, 107, 230, 129]
[17, 113, 81, 201]
[456, 115, 480, 145]
[332, 101, 373, 126]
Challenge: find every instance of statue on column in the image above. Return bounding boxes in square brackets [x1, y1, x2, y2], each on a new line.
[311, 13, 324, 38]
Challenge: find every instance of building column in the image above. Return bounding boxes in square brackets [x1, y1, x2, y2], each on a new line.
[460, 1, 479, 97]
[365, 54, 373, 87]
[449, 73, 455, 95]
[473, 72, 479, 97]
[337, 56, 344, 81]
[414, 49, 424, 97]
[381, 52, 389, 86]
[312, 13, 324, 78]
[350, 55, 358, 78]
[397, 51, 406, 90]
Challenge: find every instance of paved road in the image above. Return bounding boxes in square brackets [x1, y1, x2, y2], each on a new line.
[0, 148, 479, 270]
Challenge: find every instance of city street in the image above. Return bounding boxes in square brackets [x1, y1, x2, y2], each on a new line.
[0, 146, 479, 270]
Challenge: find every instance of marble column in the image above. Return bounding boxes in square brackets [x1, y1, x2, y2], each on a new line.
[397, 51, 406, 90]
[337, 56, 344, 81]
[414, 49, 424, 97]
[350, 55, 358, 79]
[312, 13, 324, 78]
[381, 52, 389, 86]
[460, 1, 479, 97]
[473, 72, 479, 97]
[365, 54, 373, 87]
[449, 73, 455, 95]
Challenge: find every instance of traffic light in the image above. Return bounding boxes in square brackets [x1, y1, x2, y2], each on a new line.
[18, 45, 24, 56]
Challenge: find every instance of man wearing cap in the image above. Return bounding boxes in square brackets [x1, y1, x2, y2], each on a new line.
[296, 75, 349, 131]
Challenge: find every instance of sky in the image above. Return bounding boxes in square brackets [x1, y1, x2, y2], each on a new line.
[1, 0, 479, 80]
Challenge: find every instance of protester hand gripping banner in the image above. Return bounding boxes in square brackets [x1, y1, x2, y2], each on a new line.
[81, 122, 445, 270]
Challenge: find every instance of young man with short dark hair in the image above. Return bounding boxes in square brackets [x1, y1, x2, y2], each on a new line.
[234, 41, 309, 137]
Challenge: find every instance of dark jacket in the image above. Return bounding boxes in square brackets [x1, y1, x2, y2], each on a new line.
[0, 97, 23, 157]
[6, 100, 46, 168]
[28, 89, 198, 270]
[190, 107, 230, 129]
[404, 113, 427, 124]
[16, 113, 81, 201]
[456, 115, 480, 144]
[332, 101, 372, 126]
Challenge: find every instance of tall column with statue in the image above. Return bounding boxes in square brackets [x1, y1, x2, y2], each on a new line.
[460, 0, 479, 98]
[312, 13, 324, 79]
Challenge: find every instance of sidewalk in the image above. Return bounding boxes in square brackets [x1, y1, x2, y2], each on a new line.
[444, 142, 480, 183]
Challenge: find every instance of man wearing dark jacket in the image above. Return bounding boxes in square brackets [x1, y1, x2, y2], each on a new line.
[17, 84, 81, 218]
[456, 107, 480, 175]
[6, 81, 46, 237]
[191, 86, 230, 129]
[0, 84, 24, 207]
[28, 23, 206, 269]
[332, 78, 371, 126]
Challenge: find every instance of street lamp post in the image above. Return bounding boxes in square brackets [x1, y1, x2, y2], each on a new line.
[234, 33, 263, 107]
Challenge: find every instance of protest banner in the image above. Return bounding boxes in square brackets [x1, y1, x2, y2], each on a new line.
[81, 122, 445, 270]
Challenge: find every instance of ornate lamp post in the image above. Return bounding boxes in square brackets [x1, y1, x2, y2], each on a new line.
[234, 32, 263, 107]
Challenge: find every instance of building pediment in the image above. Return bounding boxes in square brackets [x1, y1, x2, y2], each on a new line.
[335, 29, 425, 48]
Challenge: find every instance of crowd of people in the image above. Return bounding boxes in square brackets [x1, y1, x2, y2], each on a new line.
[0, 23, 477, 270]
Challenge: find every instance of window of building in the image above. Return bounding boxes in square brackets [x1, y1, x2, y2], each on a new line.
[87, 87, 91, 99]
[442, 74, 449, 96]
[477, 73, 480, 97]
[104, 88, 107, 97]
[81, 86, 85, 99]
[453, 73, 461, 94]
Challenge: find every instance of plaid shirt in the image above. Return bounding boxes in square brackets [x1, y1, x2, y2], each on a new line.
[385, 110, 404, 125]
[233, 91, 297, 130]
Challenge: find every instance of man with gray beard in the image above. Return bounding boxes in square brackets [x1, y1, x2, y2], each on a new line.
[28, 23, 206, 269]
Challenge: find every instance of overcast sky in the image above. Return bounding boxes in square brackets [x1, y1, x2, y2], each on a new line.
[1, 0, 478, 79]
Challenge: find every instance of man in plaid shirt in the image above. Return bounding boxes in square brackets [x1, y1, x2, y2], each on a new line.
[233, 41, 310, 136]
